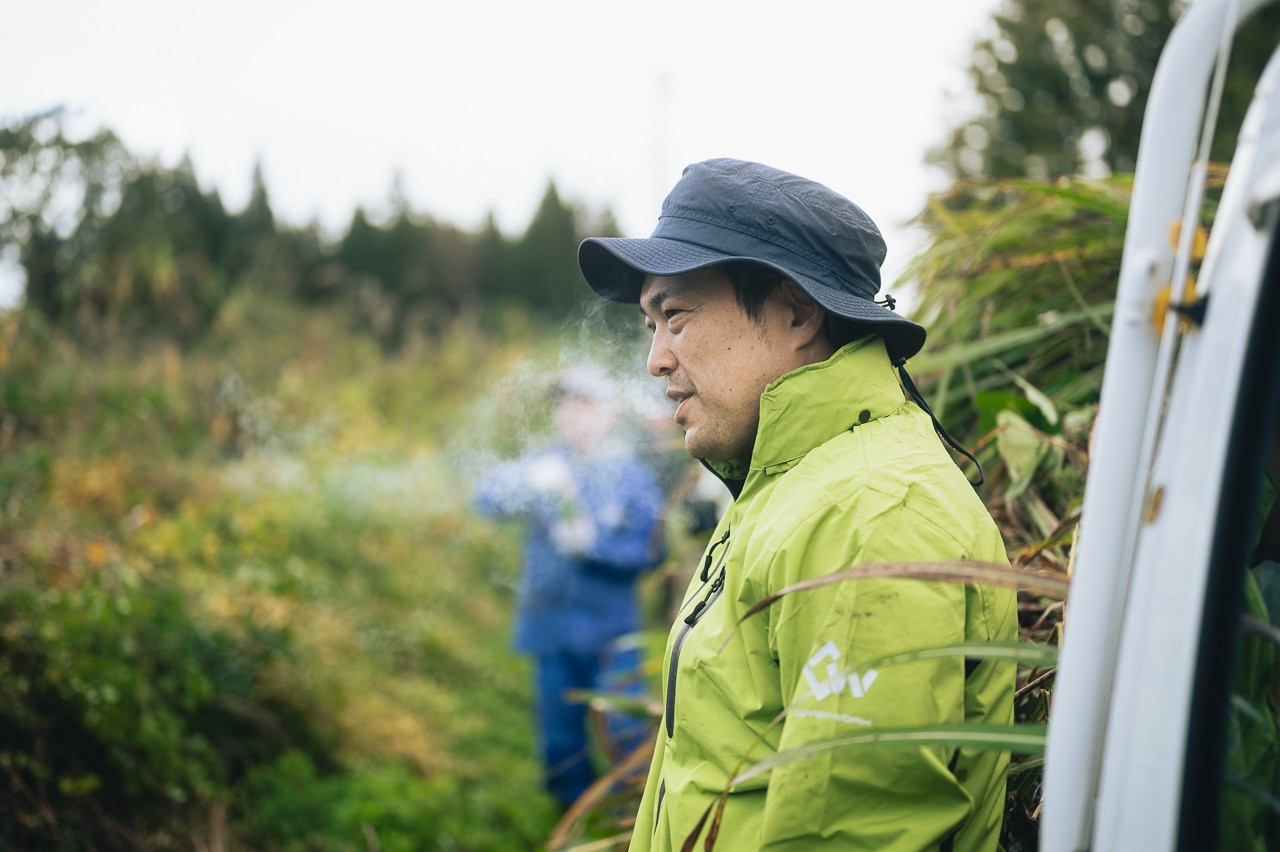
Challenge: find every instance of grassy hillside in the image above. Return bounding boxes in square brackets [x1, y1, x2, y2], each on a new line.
[0, 294, 639, 849]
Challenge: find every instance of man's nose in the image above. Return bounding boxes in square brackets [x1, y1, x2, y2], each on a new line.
[647, 329, 675, 377]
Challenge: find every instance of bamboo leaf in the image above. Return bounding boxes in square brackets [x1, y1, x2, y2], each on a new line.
[848, 639, 1058, 672]
[1224, 770, 1280, 818]
[1229, 693, 1272, 728]
[705, 794, 727, 851]
[1009, 754, 1047, 776]
[1002, 178, 1132, 220]
[728, 723, 1046, 788]
[907, 303, 1115, 372]
[686, 722, 1046, 851]
[562, 688, 661, 718]
[1242, 614, 1280, 650]
[679, 800, 714, 852]
[717, 561, 1068, 655]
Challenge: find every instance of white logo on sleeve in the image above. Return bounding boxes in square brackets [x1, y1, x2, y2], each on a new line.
[802, 640, 878, 701]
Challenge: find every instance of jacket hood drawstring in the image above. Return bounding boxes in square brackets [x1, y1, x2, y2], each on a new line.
[896, 360, 985, 488]
[875, 294, 984, 488]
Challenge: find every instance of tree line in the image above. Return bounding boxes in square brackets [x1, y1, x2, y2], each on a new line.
[2, 1, 1275, 352]
[0, 109, 620, 350]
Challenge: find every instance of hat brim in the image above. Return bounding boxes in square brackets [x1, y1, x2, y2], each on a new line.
[578, 236, 926, 362]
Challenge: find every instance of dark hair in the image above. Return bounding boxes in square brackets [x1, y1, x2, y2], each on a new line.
[720, 260, 870, 349]
[721, 260, 780, 323]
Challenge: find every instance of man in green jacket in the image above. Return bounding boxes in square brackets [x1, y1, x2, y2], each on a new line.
[578, 159, 1017, 850]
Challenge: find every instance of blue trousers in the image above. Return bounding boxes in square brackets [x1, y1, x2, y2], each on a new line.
[533, 644, 647, 808]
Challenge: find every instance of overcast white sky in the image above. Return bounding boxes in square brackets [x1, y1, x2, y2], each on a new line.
[0, 0, 1000, 308]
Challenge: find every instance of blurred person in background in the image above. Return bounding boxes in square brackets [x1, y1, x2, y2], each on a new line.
[577, 158, 1017, 850]
[473, 365, 666, 810]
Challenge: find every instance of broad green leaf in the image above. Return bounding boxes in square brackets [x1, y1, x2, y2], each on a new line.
[996, 409, 1047, 500]
[995, 362, 1059, 427]
[975, 390, 1034, 438]
[1061, 406, 1097, 441]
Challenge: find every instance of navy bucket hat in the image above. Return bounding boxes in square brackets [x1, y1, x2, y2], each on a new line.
[578, 158, 926, 363]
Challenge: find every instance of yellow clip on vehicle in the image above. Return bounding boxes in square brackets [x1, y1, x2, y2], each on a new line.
[1042, 0, 1280, 849]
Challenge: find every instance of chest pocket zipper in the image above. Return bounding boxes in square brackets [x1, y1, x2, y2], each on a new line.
[664, 528, 730, 739]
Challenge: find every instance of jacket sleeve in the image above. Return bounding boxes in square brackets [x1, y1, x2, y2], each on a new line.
[473, 452, 578, 522]
[473, 459, 535, 521]
[751, 494, 1012, 851]
[581, 459, 666, 574]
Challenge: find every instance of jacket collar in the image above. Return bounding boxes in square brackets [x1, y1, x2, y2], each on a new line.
[705, 335, 906, 494]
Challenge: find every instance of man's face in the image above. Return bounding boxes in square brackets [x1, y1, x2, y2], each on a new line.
[553, 395, 615, 452]
[639, 266, 813, 462]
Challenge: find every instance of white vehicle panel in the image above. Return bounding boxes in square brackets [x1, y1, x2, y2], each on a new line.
[1042, 0, 1280, 848]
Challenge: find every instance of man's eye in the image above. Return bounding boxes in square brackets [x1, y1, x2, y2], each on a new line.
[664, 309, 684, 320]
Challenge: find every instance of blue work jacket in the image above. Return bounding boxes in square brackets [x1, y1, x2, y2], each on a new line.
[475, 445, 666, 655]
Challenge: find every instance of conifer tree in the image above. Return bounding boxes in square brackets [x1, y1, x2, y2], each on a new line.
[933, 0, 1280, 179]
[514, 181, 586, 317]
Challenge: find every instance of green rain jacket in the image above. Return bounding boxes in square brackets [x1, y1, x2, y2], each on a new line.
[630, 337, 1018, 851]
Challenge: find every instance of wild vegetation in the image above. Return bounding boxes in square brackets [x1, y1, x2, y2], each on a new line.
[0, 159, 1197, 851]
[0, 298, 588, 848]
[0, 100, 651, 849]
[0, 141, 1230, 852]
[4, 4, 1275, 849]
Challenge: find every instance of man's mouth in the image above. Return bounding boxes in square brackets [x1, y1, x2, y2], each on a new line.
[667, 390, 693, 422]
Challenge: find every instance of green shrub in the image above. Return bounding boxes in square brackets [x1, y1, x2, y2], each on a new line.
[243, 750, 556, 852]
[0, 569, 313, 846]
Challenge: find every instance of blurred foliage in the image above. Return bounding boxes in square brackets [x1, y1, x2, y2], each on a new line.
[0, 109, 618, 353]
[906, 170, 1219, 557]
[906, 176, 1129, 548]
[932, 0, 1280, 179]
[0, 301, 572, 848]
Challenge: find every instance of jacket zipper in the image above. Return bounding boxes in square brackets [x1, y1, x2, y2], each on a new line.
[665, 528, 730, 738]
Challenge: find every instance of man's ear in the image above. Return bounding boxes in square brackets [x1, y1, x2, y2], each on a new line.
[778, 281, 827, 348]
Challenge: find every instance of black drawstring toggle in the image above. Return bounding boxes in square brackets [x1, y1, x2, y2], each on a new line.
[700, 527, 731, 581]
[876, 294, 897, 311]
[897, 363, 985, 488]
